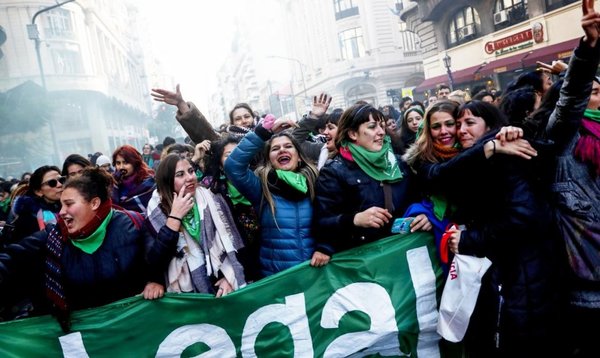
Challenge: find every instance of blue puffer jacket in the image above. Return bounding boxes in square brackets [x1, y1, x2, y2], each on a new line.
[224, 131, 315, 277]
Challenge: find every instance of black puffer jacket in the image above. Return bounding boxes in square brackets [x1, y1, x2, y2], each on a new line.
[313, 154, 418, 254]
[0, 210, 154, 313]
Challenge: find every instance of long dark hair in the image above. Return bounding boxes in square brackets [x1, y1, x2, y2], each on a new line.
[61, 154, 92, 177]
[204, 135, 242, 193]
[155, 154, 191, 216]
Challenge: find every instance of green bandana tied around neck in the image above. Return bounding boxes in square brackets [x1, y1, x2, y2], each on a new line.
[584, 108, 600, 123]
[345, 136, 403, 182]
[275, 170, 308, 193]
[227, 181, 251, 206]
[182, 204, 201, 240]
[71, 210, 113, 254]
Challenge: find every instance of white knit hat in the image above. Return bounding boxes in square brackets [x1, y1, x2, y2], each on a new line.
[96, 155, 111, 167]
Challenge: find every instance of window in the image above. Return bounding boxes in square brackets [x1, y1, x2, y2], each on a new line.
[545, 0, 577, 12]
[44, 8, 74, 39]
[333, 0, 359, 20]
[53, 101, 87, 130]
[338, 27, 365, 60]
[493, 0, 529, 29]
[51, 45, 83, 74]
[447, 7, 481, 47]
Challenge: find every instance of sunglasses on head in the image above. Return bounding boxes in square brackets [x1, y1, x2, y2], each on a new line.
[42, 176, 66, 188]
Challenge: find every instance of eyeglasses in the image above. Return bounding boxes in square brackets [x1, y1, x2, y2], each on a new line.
[42, 176, 66, 188]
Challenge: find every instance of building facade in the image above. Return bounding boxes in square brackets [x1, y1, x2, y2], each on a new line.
[208, 0, 424, 121]
[400, 0, 580, 97]
[280, 0, 424, 110]
[0, 0, 152, 172]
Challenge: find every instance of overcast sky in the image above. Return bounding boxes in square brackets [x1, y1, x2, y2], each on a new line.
[134, 0, 289, 110]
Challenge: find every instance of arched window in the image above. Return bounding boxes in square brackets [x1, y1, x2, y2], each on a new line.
[447, 7, 481, 48]
[493, 0, 529, 29]
[545, 0, 578, 12]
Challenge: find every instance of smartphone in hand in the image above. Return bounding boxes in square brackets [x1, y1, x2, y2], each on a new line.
[391, 217, 414, 234]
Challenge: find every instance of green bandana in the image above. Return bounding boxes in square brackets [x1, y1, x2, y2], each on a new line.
[182, 204, 201, 240]
[71, 210, 113, 254]
[275, 170, 308, 194]
[227, 181, 251, 206]
[584, 108, 600, 123]
[346, 136, 403, 182]
[430, 194, 458, 221]
[0, 197, 10, 214]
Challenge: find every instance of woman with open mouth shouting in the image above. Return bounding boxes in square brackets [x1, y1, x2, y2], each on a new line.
[224, 114, 319, 277]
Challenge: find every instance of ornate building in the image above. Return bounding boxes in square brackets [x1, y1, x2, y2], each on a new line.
[0, 0, 152, 172]
[400, 0, 580, 96]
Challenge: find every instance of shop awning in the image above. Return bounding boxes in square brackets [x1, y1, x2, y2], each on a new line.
[414, 38, 580, 93]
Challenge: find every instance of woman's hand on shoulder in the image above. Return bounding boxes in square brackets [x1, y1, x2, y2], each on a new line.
[142, 282, 165, 300]
[495, 126, 524, 145]
[491, 138, 538, 159]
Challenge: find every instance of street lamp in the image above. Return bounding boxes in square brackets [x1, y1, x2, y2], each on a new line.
[442, 53, 454, 91]
[27, 0, 76, 164]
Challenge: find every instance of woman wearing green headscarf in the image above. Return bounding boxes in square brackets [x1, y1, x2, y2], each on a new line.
[312, 104, 432, 264]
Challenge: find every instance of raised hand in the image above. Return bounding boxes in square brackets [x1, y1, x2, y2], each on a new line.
[151, 84, 190, 113]
[582, 0, 600, 47]
[272, 117, 299, 133]
[311, 93, 332, 118]
[261, 114, 277, 131]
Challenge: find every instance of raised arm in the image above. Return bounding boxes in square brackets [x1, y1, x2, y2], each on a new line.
[151, 84, 219, 143]
[546, 0, 600, 149]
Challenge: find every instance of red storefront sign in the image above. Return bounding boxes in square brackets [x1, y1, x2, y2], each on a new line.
[485, 29, 533, 54]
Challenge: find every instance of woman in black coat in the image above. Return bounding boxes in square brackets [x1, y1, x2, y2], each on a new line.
[429, 101, 564, 357]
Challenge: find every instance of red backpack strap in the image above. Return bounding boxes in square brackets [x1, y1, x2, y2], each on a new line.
[112, 204, 144, 230]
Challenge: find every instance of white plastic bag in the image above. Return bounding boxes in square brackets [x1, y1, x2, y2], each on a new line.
[437, 254, 492, 342]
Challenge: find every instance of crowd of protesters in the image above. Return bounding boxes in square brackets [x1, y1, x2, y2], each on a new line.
[0, 2, 599, 357]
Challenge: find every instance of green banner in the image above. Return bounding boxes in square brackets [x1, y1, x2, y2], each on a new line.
[0, 232, 443, 357]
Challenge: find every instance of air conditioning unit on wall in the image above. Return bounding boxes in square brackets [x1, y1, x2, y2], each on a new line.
[459, 24, 475, 39]
[494, 10, 509, 25]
